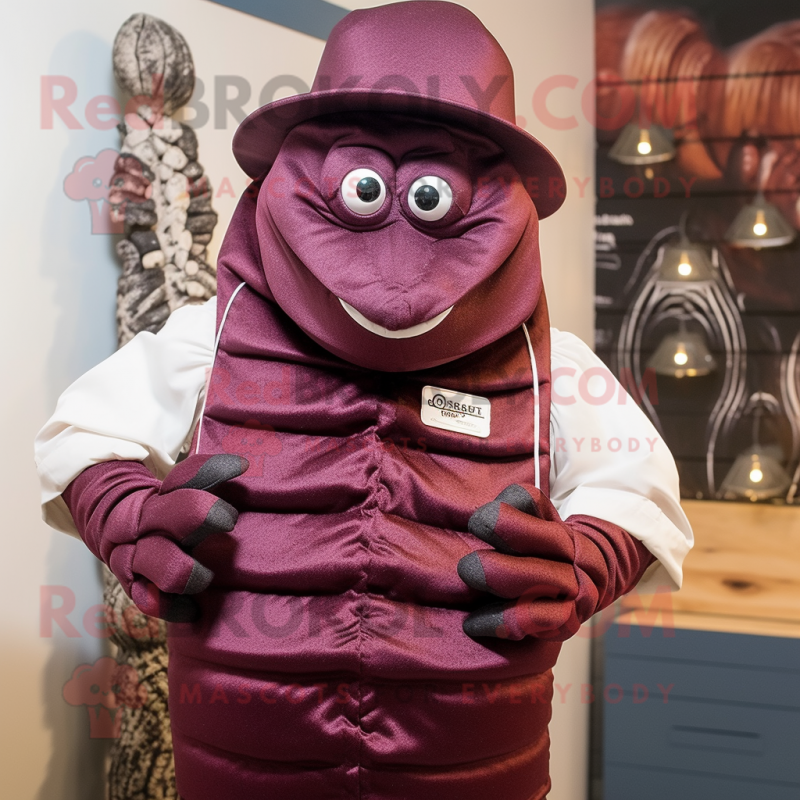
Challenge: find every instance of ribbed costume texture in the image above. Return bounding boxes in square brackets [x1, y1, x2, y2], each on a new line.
[171, 180, 555, 798]
[64, 182, 652, 799]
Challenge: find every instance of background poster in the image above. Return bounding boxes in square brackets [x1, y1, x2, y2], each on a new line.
[595, 0, 800, 500]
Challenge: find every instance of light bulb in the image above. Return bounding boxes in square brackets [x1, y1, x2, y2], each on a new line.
[753, 209, 767, 236]
[637, 129, 652, 155]
[678, 251, 692, 276]
[749, 467, 764, 483]
[673, 347, 689, 366]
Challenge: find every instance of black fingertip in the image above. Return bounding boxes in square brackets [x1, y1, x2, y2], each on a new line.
[463, 603, 507, 639]
[208, 498, 239, 532]
[457, 552, 489, 592]
[182, 561, 214, 595]
[468, 499, 500, 540]
[182, 499, 238, 550]
[180, 454, 248, 491]
[162, 595, 200, 623]
[468, 500, 517, 554]
[496, 484, 536, 514]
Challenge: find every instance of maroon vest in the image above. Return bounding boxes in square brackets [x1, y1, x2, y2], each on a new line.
[167, 189, 558, 800]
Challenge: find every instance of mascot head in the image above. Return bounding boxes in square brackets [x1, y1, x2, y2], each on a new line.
[232, 1, 565, 371]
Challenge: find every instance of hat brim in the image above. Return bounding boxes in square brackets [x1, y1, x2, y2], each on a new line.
[232, 88, 566, 219]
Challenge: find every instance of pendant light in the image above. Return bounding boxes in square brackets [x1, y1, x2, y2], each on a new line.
[608, 120, 676, 165]
[724, 190, 796, 249]
[720, 404, 791, 501]
[657, 212, 714, 282]
[608, 96, 675, 166]
[647, 319, 716, 378]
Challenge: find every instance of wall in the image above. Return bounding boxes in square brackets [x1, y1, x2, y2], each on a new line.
[0, 1, 594, 797]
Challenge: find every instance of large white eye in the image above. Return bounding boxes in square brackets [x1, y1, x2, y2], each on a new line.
[407, 176, 453, 221]
[341, 168, 386, 215]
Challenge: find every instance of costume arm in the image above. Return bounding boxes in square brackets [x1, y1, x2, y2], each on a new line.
[548, 328, 693, 594]
[34, 297, 217, 536]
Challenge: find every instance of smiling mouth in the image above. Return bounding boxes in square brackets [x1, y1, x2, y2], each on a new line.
[338, 299, 454, 339]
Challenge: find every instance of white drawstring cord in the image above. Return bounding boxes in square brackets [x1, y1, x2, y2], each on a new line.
[521, 324, 541, 490]
[194, 281, 246, 454]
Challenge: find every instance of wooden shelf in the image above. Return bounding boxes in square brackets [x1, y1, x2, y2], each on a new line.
[621, 499, 800, 636]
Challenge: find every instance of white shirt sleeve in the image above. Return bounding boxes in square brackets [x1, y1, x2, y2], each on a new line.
[548, 328, 693, 594]
[34, 297, 217, 536]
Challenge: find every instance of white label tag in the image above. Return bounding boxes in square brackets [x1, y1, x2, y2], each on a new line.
[420, 385, 491, 438]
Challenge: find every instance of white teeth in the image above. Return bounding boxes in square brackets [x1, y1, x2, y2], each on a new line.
[338, 298, 453, 339]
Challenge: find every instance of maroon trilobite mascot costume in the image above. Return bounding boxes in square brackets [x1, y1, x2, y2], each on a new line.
[63, 3, 654, 798]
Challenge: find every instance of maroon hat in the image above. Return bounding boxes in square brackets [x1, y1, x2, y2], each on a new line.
[233, 1, 566, 218]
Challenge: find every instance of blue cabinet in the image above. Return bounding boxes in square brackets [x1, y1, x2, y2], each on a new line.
[599, 623, 800, 798]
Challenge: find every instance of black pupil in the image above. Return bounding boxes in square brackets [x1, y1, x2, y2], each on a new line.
[414, 185, 440, 211]
[356, 177, 381, 203]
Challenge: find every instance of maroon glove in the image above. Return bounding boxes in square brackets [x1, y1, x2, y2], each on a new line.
[63, 454, 248, 622]
[458, 484, 655, 641]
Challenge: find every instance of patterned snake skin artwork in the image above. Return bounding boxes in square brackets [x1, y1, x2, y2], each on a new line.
[102, 567, 175, 799]
[104, 13, 218, 798]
